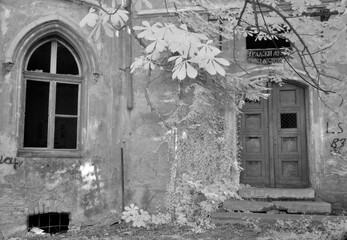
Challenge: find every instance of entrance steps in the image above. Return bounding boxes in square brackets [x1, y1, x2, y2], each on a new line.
[221, 188, 331, 215]
[238, 187, 315, 200]
[212, 212, 346, 225]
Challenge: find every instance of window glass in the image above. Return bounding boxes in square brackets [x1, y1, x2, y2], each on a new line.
[24, 80, 50, 147]
[23, 39, 81, 151]
[54, 117, 77, 149]
[56, 43, 79, 75]
[27, 42, 51, 73]
[55, 83, 79, 115]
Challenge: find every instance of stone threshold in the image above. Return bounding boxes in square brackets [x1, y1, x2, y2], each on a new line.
[238, 187, 315, 200]
[212, 212, 346, 225]
[223, 199, 331, 214]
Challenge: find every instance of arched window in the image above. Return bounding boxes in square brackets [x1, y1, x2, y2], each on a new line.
[23, 37, 82, 150]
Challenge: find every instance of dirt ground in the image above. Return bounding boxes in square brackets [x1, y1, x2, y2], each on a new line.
[22, 222, 264, 240]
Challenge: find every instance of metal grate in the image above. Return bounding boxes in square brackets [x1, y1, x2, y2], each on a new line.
[280, 113, 297, 128]
[28, 212, 70, 234]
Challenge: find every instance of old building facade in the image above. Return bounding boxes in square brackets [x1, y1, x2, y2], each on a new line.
[1, 0, 347, 238]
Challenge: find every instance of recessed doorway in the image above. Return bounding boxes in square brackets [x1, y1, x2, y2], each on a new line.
[240, 82, 309, 188]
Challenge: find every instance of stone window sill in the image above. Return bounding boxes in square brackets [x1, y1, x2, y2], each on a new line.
[17, 149, 83, 158]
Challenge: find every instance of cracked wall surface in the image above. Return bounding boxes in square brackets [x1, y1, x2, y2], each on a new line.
[0, 1, 173, 238]
[1, 0, 347, 238]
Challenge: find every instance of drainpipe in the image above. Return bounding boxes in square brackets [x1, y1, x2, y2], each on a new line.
[124, 0, 133, 110]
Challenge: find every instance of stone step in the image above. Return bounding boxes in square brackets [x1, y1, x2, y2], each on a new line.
[223, 199, 275, 213]
[273, 201, 331, 214]
[223, 199, 331, 214]
[238, 188, 315, 200]
[212, 212, 345, 225]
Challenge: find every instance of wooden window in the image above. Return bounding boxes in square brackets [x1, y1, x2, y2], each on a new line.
[21, 38, 82, 154]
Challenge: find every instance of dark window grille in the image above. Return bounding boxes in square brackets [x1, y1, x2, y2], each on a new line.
[28, 212, 70, 234]
[280, 113, 297, 128]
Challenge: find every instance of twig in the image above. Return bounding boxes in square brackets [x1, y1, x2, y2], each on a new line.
[144, 69, 172, 130]
[255, 0, 334, 94]
[237, 0, 250, 27]
[251, 0, 259, 30]
[256, 1, 321, 82]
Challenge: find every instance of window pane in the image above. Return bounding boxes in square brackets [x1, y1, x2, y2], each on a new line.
[55, 83, 79, 115]
[54, 117, 77, 149]
[27, 42, 51, 73]
[56, 43, 79, 75]
[24, 80, 49, 147]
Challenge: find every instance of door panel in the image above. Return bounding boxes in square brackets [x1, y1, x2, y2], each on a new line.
[240, 82, 308, 188]
[273, 83, 308, 187]
[240, 99, 270, 187]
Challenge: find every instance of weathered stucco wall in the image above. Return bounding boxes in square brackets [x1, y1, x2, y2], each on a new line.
[0, 0, 113, 237]
[0, 1, 172, 237]
[1, 0, 123, 238]
[223, 18, 347, 210]
[311, 66, 347, 211]
[1, 0, 347, 238]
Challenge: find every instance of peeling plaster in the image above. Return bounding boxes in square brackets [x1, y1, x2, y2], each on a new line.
[0, 134, 17, 156]
[0, 164, 16, 183]
[0, 7, 10, 35]
[87, 119, 100, 141]
[80, 161, 104, 191]
[3, 72, 11, 84]
[79, 161, 107, 216]
[44, 170, 67, 190]
[80, 162, 97, 190]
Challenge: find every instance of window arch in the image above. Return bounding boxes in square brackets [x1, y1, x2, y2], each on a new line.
[4, 15, 99, 157]
[26, 39, 80, 75]
[23, 37, 82, 150]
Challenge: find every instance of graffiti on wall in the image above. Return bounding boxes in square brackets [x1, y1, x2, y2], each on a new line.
[0, 155, 23, 169]
[327, 122, 347, 154]
[326, 122, 344, 134]
[331, 138, 347, 154]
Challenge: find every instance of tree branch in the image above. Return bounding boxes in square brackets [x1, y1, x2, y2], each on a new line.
[255, 0, 335, 94]
[144, 69, 172, 130]
[237, 0, 250, 27]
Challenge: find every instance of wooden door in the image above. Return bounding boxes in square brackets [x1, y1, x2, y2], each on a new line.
[240, 82, 308, 188]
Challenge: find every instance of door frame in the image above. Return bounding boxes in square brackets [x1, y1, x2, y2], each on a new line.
[239, 79, 311, 188]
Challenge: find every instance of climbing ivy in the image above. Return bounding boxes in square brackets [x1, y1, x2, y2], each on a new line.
[79, 0, 347, 231]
